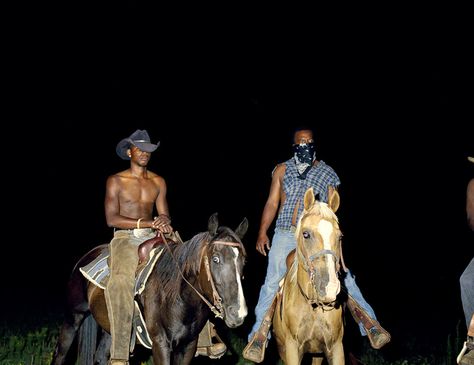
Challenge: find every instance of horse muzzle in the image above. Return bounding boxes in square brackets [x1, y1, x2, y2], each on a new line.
[312, 266, 341, 304]
[223, 303, 248, 327]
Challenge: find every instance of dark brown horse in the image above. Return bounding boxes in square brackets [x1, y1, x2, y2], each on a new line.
[273, 188, 344, 365]
[51, 213, 248, 365]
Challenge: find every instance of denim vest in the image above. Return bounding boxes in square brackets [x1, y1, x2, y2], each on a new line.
[275, 158, 341, 231]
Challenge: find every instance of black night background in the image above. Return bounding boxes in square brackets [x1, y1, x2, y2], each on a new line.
[3, 3, 473, 364]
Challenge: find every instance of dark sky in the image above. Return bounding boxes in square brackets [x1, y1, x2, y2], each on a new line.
[4, 2, 473, 358]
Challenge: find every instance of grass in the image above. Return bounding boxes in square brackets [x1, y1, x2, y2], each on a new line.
[0, 311, 60, 365]
[0, 311, 467, 365]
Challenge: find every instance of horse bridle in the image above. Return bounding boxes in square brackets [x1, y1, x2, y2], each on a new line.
[161, 233, 243, 319]
[202, 240, 243, 318]
[298, 238, 342, 309]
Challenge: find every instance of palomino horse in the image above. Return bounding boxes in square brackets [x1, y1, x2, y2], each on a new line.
[51, 213, 248, 365]
[273, 188, 344, 365]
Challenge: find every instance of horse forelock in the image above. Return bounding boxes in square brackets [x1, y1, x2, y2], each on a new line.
[212, 226, 247, 258]
[295, 201, 339, 239]
[315, 201, 338, 223]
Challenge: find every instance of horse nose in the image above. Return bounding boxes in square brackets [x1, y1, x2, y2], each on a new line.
[228, 304, 247, 318]
[225, 305, 247, 327]
[228, 305, 238, 317]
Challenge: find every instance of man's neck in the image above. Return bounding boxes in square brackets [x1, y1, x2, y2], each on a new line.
[129, 164, 148, 178]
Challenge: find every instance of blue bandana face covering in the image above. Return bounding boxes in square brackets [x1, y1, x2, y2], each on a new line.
[293, 142, 316, 179]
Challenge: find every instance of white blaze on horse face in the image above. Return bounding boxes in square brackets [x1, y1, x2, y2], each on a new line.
[231, 247, 248, 318]
[318, 220, 340, 297]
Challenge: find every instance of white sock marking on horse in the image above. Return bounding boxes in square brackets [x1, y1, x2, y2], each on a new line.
[231, 247, 248, 318]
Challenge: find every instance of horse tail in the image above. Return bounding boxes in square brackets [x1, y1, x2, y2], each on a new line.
[77, 314, 98, 365]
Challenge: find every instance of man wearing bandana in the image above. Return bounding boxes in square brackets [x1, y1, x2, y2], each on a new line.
[243, 127, 390, 363]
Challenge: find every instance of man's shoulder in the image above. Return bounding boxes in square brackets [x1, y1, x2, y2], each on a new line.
[315, 160, 337, 172]
[468, 178, 474, 192]
[147, 170, 163, 179]
[109, 169, 130, 179]
[272, 162, 287, 176]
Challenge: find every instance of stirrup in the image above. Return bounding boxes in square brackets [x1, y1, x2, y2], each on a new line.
[242, 332, 268, 363]
[108, 360, 129, 365]
[366, 323, 391, 349]
[195, 321, 227, 359]
[195, 343, 227, 359]
[458, 339, 474, 365]
[346, 295, 391, 349]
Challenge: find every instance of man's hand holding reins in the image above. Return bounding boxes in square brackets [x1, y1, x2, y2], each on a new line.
[152, 214, 173, 233]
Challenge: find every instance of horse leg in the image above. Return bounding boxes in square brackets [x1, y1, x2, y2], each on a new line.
[282, 340, 303, 365]
[94, 330, 111, 365]
[151, 337, 171, 364]
[51, 310, 87, 365]
[325, 341, 345, 365]
[171, 340, 197, 365]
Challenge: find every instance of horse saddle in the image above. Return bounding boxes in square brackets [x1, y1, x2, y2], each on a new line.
[78, 231, 183, 350]
[79, 231, 182, 293]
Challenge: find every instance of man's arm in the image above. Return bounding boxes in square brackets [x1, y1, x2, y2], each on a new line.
[153, 176, 172, 233]
[104, 175, 138, 229]
[467, 178, 474, 231]
[256, 164, 285, 256]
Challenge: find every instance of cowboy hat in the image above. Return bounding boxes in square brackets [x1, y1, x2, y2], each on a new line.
[116, 129, 160, 160]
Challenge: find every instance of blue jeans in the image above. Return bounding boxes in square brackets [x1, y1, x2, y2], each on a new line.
[248, 228, 377, 341]
[460, 257, 474, 329]
[343, 269, 377, 336]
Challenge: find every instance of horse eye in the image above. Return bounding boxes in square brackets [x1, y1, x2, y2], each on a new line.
[212, 256, 220, 264]
[303, 231, 310, 239]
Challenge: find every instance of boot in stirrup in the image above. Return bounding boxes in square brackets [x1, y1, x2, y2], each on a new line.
[346, 294, 391, 349]
[243, 294, 279, 363]
[195, 320, 227, 359]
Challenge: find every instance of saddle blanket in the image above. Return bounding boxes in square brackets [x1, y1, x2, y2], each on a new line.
[79, 245, 166, 349]
[79, 245, 164, 294]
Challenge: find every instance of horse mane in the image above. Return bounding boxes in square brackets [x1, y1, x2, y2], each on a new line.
[156, 231, 210, 304]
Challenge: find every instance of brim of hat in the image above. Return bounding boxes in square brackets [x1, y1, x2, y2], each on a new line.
[131, 140, 160, 153]
[468, 156, 474, 163]
[116, 139, 160, 160]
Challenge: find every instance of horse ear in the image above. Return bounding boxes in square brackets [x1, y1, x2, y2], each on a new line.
[304, 187, 315, 210]
[208, 212, 219, 236]
[328, 189, 340, 213]
[235, 217, 249, 239]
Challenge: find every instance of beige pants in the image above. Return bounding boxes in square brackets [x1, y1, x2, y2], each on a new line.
[105, 229, 155, 361]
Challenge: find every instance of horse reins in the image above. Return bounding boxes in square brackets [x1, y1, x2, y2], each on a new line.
[161, 233, 242, 319]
